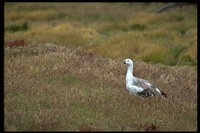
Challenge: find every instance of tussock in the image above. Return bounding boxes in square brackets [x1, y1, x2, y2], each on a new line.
[4, 3, 197, 66]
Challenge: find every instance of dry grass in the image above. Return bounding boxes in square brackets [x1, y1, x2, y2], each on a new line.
[4, 42, 197, 131]
[4, 3, 197, 66]
[4, 3, 197, 131]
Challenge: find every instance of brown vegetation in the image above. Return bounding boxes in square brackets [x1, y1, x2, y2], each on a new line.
[4, 3, 197, 66]
[144, 124, 156, 132]
[4, 43, 197, 131]
[4, 2, 197, 131]
[5, 39, 27, 48]
[79, 124, 100, 131]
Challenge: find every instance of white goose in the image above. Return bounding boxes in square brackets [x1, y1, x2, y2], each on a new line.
[123, 59, 167, 98]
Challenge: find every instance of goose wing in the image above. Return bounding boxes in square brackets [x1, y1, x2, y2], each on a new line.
[132, 77, 162, 97]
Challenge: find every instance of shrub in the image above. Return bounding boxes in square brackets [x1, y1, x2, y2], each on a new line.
[5, 22, 28, 32]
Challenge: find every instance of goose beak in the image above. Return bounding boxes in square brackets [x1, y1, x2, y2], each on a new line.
[123, 61, 126, 64]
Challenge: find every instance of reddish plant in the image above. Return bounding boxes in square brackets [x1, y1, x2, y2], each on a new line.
[5, 39, 27, 48]
[79, 124, 100, 132]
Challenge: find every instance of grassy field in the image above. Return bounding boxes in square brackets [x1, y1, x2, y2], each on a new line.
[4, 3, 197, 66]
[4, 3, 197, 131]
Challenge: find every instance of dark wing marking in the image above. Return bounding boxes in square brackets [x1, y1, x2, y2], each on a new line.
[132, 77, 163, 97]
[136, 89, 156, 98]
[160, 90, 167, 98]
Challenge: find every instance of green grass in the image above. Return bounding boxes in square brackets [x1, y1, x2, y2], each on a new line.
[4, 3, 197, 66]
[4, 42, 197, 131]
[5, 22, 28, 32]
[4, 3, 197, 131]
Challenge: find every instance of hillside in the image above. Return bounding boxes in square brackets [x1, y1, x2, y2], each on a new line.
[4, 42, 197, 131]
[4, 3, 197, 131]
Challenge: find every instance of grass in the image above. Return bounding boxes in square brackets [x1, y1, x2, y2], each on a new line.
[4, 3, 197, 66]
[4, 3, 197, 131]
[5, 22, 28, 32]
[4, 42, 197, 131]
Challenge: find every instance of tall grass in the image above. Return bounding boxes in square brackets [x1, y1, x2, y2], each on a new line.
[4, 42, 197, 131]
[4, 3, 197, 131]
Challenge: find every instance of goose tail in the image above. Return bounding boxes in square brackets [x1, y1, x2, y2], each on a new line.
[161, 91, 167, 98]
